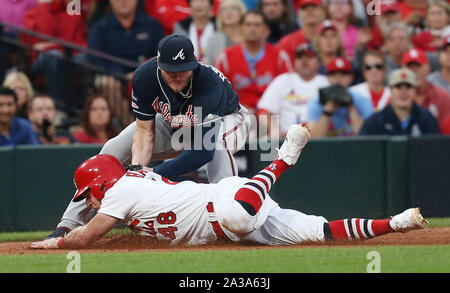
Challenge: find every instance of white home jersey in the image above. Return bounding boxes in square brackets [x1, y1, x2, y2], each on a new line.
[98, 170, 328, 247]
[98, 170, 248, 245]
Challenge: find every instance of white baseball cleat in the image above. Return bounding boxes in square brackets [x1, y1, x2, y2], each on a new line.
[389, 208, 428, 232]
[277, 124, 311, 166]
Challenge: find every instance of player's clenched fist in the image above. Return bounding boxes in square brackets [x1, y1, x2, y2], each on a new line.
[30, 237, 64, 249]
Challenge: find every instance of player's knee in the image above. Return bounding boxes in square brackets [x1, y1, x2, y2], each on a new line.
[99, 122, 135, 163]
[99, 136, 116, 155]
[217, 200, 256, 235]
[99, 135, 131, 164]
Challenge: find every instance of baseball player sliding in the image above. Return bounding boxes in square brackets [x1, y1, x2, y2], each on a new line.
[31, 124, 427, 249]
[44, 34, 251, 240]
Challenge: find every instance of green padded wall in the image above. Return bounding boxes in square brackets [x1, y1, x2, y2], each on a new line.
[0, 147, 15, 231]
[13, 145, 101, 230]
[1, 136, 447, 232]
[385, 136, 410, 216]
[250, 137, 387, 220]
[409, 136, 450, 217]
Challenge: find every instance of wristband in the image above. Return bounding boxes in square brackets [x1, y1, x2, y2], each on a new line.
[126, 164, 143, 171]
[57, 237, 65, 248]
[323, 110, 334, 117]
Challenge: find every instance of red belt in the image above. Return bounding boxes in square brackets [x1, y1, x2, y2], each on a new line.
[206, 202, 226, 239]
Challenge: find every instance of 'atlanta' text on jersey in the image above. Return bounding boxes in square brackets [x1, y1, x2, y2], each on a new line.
[131, 58, 239, 129]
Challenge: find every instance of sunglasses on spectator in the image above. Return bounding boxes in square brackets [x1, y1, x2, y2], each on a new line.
[363, 63, 385, 71]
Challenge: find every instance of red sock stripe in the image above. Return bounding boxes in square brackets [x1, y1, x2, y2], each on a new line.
[234, 159, 291, 216]
[263, 159, 290, 179]
[355, 218, 363, 238]
[328, 218, 394, 240]
[371, 219, 393, 235]
[253, 177, 269, 193]
[234, 187, 263, 213]
[328, 220, 348, 239]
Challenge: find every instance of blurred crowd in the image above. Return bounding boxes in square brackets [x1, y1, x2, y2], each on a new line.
[1, 0, 450, 148]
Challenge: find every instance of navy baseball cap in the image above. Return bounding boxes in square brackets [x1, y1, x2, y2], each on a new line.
[157, 34, 198, 72]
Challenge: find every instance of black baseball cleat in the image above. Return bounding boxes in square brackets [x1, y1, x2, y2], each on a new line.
[46, 226, 71, 239]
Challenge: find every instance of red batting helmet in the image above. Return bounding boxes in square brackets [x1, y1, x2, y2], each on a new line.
[72, 154, 125, 202]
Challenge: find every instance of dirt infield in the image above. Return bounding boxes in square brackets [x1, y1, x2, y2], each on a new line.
[1, 227, 449, 255]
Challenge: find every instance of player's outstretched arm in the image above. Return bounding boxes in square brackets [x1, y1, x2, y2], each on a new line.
[31, 213, 120, 249]
[152, 122, 219, 179]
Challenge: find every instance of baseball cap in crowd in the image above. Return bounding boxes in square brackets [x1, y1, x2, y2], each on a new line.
[401, 48, 429, 66]
[317, 20, 337, 35]
[389, 68, 417, 88]
[380, 0, 398, 14]
[157, 34, 198, 72]
[440, 35, 450, 51]
[295, 43, 318, 57]
[326, 57, 352, 74]
[298, 0, 322, 9]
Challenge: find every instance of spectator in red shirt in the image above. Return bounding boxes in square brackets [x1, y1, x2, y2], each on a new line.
[398, 0, 428, 28]
[411, 0, 450, 72]
[441, 115, 450, 134]
[277, 0, 326, 64]
[23, 0, 86, 58]
[72, 93, 119, 144]
[375, 1, 402, 37]
[357, 0, 402, 65]
[145, 0, 158, 17]
[214, 10, 293, 112]
[24, 0, 87, 111]
[402, 48, 450, 128]
[412, 1, 450, 53]
[150, 0, 191, 35]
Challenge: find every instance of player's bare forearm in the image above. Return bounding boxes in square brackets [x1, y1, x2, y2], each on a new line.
[60, 213, 120, 249]
[132, 119, 155, 166]
[59, 226, 89, 248]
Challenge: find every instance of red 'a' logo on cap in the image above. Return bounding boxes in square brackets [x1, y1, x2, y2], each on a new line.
[401, 73, 407, 79]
